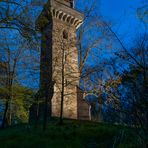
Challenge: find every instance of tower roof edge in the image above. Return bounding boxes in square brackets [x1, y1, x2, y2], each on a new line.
[35, 0, 83, 31]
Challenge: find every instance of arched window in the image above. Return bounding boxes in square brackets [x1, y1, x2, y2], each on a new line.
[63, 30, 68, 39]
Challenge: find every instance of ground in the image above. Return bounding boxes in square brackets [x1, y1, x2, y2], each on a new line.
[0, 119, 141, 148]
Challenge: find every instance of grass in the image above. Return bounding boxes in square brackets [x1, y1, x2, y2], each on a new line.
[0, 119, 142, 148]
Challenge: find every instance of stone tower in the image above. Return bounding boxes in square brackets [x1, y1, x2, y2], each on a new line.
[36, 0, 89, 120]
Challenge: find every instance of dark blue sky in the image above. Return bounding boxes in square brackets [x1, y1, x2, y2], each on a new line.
[77, 0, 146, 46]
[99, 0, 145, 45]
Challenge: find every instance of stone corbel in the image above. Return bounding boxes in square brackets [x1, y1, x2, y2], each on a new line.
[50, 8, 83, 29]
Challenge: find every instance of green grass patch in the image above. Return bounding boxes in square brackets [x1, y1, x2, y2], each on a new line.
[0, 119, 142, 148]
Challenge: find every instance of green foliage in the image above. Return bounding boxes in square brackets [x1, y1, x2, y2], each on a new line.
[11, 85, 34, 123]
[0, 84, 34, 123]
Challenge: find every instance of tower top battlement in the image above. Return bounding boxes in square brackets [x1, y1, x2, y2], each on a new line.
[36, 0, 83, 31]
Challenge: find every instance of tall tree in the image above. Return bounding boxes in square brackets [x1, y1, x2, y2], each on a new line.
[0, 30, 39, 128]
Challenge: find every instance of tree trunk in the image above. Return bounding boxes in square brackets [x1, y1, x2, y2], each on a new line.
[59, 45, 65, 125]
[35, 101, 40, 129]
[43, 94, 48, 131]
[59, 92, 64, 124]
[7, 99, 12, 126]
[1, 100, 9, 128]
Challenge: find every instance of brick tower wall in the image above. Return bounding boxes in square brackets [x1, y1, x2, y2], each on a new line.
[52, 18, 79, 119]
[34, 0, 88, 120]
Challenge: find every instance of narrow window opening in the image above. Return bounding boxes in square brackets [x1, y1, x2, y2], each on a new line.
[64, 51, 68, 63]
[63, 30, 68, 39]
[65, 54, 67, 61]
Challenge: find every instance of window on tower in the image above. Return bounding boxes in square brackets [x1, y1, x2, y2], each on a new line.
[63, 30, 68, 39]
[64, 51, 68, 64]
